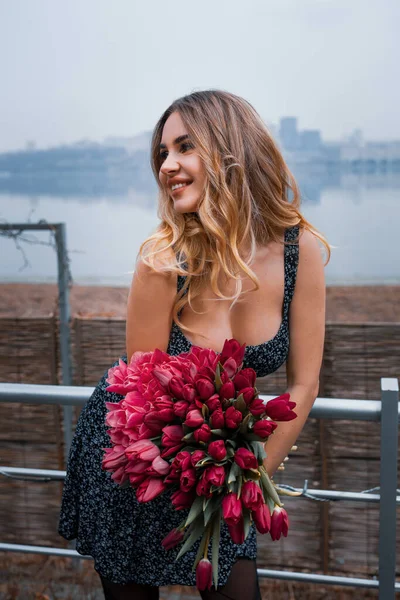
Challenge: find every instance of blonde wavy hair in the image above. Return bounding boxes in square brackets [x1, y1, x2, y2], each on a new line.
[138, 89, 331, 340]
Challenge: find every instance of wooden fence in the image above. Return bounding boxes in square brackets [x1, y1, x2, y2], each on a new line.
[0, 316, 399, 582]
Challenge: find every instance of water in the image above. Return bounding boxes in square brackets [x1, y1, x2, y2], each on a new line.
[0, 173, 399, 286]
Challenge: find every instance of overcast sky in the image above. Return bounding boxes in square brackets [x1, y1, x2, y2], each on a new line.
[0, 0, 398, 152]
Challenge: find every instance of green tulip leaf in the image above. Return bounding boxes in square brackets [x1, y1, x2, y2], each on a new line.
[243, 507, 252, 540]
[204, 494, 223, 527]
[235, 393, 247, 413]
[192, 528, 209, 571]
[237, 475, 243, 499]
[176, 516, 205, 561]
[210, 428, 228, 439]
[227, 461, 241, 484]
[259, 467, 283, 506]
[212, 509, 221, 588]
[184, 495, 204, 528]
[201, 404, 209, 419]
[215, 363, 223, 391]
[250, 441, 267, 462]
[245, 468, 261, 481]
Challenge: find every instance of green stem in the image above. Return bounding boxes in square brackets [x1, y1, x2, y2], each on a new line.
[203, 524, 211, 559]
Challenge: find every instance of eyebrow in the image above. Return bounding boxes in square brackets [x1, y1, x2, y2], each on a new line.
[159, 134, 190, 150]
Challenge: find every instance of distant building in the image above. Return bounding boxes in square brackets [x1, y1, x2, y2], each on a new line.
[299, 130, 321, 151]
[279, 117, 299, 151]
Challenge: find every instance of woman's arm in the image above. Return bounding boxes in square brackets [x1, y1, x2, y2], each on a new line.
[126, 258, 177, 363]
[263, 228, 326, 478]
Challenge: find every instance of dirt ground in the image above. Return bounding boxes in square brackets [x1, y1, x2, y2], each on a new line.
[0, 282, 399, 322]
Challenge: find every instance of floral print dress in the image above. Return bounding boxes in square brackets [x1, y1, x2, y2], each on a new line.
[58, 225, 299, 586]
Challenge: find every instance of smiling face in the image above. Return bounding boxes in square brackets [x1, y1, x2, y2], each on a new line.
[158, 111, 207, 214]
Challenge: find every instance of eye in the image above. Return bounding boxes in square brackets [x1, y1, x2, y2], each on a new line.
[180, 142, 194, 152]
[159, 141, 195, 163]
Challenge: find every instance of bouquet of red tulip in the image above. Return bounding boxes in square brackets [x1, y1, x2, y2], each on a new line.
[102, 339, 298, 591]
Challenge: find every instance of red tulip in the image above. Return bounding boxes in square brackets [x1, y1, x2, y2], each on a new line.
[105, 407, 127, 429]
[182, 384, 197, 403]
[173, 450, 192, 471]
[196, 476, 212, 498]
[234, 448, 258, 470]
[236, 387, 255, 405]
[196, 558, 213, 591]
[241, 481, 263, 511]
[102, 445, 128, 472]
[125, 459, 151, 475]
[125, 402, 148, 428]
[145, 455, 170, 477]
[125, 439, 160, 463]
[264, 394, 297, 422]
[248, 398, 266, 417]
[191, 450, 206, 467]
[227, 515, 245, 544]
[106, 358, 134, 394]
[162, 527, 184, 550]
[129, 472, 146, 486]
[193, 424, 212, 443]
[270, 506, 289, 540]
[164, 466, 180, 485]
[253, 419, 277, 439]
[153, 394, 173, 409]
[220, 339, 246, 369]
[161, 425, 184, 457]
[205, 394, 221, 413]
[152, 365, 175, 388]
[169, 377, 185, 399]
[136, 477, 166, 503]
[185, 409, 204, 428]
[144, 409, 174, 428]
[173, 400, 190, 418]
[208, 440, 227, 462]
[180, 468, 197, 492]
[171, 488, 196, 510]
[225, 406, 243, 429]
[210, 409, 225, 429]
[108, 429, 130, 447]
[222, 493, 242, 525]
[219, 381, 235, 400]
[195, 377, 215, 400]
[232, 368, 257, 390]
[252, 503, 271, 534]
[221, 357, 239, 379]
[204, 465, 225, 488]
[110, 465, 129, 485]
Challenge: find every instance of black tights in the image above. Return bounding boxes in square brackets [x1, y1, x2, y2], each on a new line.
[100, 557, 262, 600]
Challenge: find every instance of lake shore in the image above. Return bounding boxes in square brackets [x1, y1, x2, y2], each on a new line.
[0, 282, 399, 322]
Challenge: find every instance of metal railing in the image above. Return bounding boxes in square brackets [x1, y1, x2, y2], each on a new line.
[0, 378, 399, 598]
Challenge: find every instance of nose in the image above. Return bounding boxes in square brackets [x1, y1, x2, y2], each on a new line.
[160, 153, 180, 176]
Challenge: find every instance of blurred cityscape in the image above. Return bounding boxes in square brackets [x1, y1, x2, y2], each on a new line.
[0, 117, 399, 200]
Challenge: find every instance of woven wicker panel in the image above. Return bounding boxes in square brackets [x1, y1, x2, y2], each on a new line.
[328, 457, 400, 578]
[0, 317, 399, 582]
[323, 323, 400, 400]
[257, 455, 323, 572]
[0, 317, 64, 546]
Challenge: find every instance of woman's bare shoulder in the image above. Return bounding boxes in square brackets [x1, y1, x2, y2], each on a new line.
[126, 256, 177, 361]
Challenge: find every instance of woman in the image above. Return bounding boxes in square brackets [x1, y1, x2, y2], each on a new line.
[59, 89, 329, 599]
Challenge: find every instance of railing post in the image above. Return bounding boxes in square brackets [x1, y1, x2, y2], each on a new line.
[378, 378, 399, 600]
[54, 223, 74, 466]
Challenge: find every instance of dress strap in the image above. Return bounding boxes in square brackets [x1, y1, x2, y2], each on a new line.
[176, 226, 300, 319]
[283, 225, 300, 320]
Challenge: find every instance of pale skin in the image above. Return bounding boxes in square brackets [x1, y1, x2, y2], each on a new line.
[126, 111, 326, 479]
